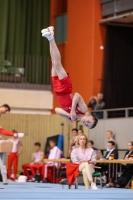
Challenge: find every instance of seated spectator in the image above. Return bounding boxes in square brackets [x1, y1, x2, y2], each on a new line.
[100, 141, 118, 186]
[106, 130, 116, 151]
[88, 140, 103, 160]
[88, 140, 98, 150]
[43, 139, 61, 182]
[70, 133, 97, 190]
[68, 128, 78, 156]
[87, 93, 105, 119]
[22, 142, 44, 182]
[78, 129, 84, 135]
[116, 141, 133, 188]
[104, 141, 118, 160]
[60, 150, 65, 158]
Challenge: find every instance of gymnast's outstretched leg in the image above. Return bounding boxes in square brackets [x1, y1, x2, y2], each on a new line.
[41, 27, 67, 80]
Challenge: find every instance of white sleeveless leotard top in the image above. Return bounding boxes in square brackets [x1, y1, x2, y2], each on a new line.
[34, 151, 42, 162]
[10, 138, 19, 153]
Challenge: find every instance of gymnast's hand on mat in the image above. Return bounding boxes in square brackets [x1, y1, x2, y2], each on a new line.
[70, 110, 77, 121]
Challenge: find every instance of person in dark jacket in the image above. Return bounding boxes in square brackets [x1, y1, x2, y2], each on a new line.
[117, 141, 133, 188]
[104, 141, 118, 159]
[100, 141, 118, 185]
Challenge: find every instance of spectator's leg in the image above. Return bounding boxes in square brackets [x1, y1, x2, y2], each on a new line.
[111, 164, 117, 183]
[37, 164, 43, 175]
[79, 163, 95, 187]
[14, 153, 18, 180]
[81, 168, 90, 189]
[7, 154, 14, 179]
[22, 163, 32, 179]
[35, 164, 44, 182]
[41, 164, 45, 180]
[41, 164, 47, 181]
[30, 164, 37, 177]
[84, 163, 95, 182]
[44, 164, 49, 178]
[44, 163, 54, 179]
[117, 169, 127, 185]
[121, 168, 133, 187]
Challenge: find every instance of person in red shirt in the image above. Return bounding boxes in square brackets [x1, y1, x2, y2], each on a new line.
[41, 27, 98, 129]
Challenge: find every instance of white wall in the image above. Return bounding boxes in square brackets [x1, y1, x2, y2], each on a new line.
[0, 89, 53, 114]
[89, 117, 133, 150]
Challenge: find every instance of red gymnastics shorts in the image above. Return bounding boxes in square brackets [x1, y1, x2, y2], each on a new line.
[52, 74, 72, 94]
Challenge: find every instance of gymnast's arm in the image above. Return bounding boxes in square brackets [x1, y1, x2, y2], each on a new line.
[55, 108, 73, 123]
[18, 140, 23, 156]
[70, 93, 88, 120]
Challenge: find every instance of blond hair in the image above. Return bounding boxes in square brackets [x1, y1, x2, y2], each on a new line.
[76, 133, 89, 148]
[106, 130, 113, 135]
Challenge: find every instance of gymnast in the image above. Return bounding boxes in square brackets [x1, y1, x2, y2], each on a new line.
[0, 104, 24, 138]
[41, 27, 98, 129]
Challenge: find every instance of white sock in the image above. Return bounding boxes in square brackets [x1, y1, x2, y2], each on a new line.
[47, 34, 53, 41]
[42, 32, 53, 41]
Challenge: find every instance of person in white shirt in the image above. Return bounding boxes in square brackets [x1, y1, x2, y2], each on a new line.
[7, 129, 23, 181]
[106, 130, 116, 151]
[43, 139, 61, 182]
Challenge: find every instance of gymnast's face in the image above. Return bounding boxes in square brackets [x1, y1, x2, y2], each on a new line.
[81, 114, 94, 129]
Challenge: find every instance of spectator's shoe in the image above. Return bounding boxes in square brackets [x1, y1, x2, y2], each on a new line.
[14, 133, 24, 138]
[91, 183, 98, 190]
[35, 175, 42, 183]
[27, 177, 35, 182]
[41, 26, 54, 34]
[8, 179, 13, 182]
[59, 178, 68, 185]
[43, 179, 49, 183]
[115, 184, 121, 188]
[106, 182, 115, 187]
[106, 183, 109, 188]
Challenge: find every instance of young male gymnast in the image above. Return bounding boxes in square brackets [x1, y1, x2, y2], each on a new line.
[8, 129, 23, 181]
[41, 27, 98, 129]
[0, 104, 24, 138]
